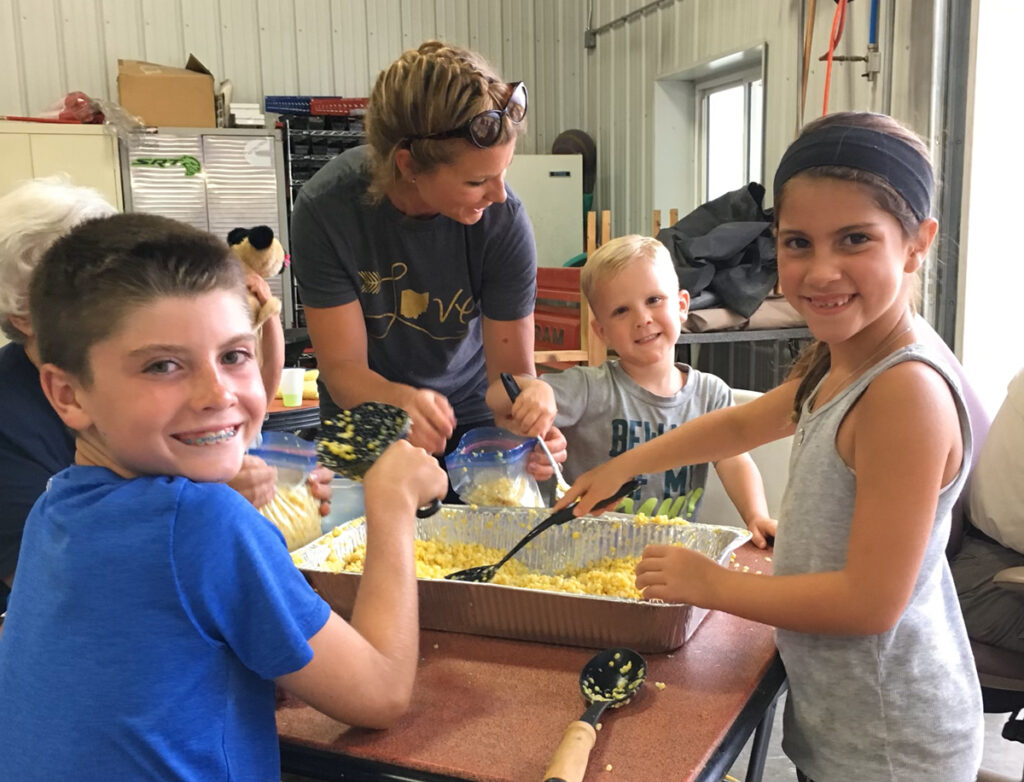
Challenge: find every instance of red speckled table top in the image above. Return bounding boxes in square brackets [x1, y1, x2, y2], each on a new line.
[277, 543, 782, 782]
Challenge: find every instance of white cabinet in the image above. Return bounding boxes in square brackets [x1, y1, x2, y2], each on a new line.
[120, 127, 292, 325]
[506, 154, 584, 268]
[0, 121, 123, 209]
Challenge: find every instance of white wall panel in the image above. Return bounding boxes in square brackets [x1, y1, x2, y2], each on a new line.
[533, 0, 577, 153]
[330, 0, 370, 97]
[141, 0, 184, 69]
[257, 0, 300, 96]
[100, 0, 145, 102]
[180, 0, 224, 80]
[499, 0, 536, 152]
[500, 0, 534, 83]
[534, 1, 559, 150]
[293, 0, 335, 95]
[434, 0, 470, 47]
[0, 1, 22, 116]
[365, 0, 404, 83]
[219, 0, 263, 107]
[18, 0, 64, 116]
[59, 0, 109, 109]
[400, 1, 436, 52]
[467, 0, 503, 68]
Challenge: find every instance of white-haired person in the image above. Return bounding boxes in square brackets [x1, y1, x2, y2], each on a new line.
[0, 178, 324, 616]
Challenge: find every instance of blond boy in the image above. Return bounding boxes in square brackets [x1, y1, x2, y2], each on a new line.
[488, 234, 776, 546]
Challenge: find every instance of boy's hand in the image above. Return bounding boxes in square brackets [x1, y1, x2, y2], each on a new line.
[745, 515, 778, 549]
[244, 271, 273, 306]
[511, 381, 557, 438]
[635, 543, 720, 605]
[307, 465, 335, 517]
[526, 425, 567, 481]
[364, 440, 448, 516]
[400, 388, 456, 455]
[230, 454, 278, 508]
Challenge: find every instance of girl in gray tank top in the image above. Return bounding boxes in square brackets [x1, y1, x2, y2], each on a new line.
[558, 112, 983, 781]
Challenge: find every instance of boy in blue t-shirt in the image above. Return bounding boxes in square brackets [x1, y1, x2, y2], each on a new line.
[0, 213, 448, 782]
[489, 234, 776, 546]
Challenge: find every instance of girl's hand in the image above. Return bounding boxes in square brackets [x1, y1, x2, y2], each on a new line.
[364, 440, 448, 519]
[511, 382, 557, 439]
[307, 465, 335, 518]
[554, 459, 634, 516]
[745, 515, 778, 549]
[230, 454, 278, 509]
[401, 388, 456, 455]
[526, 425, 567, 481]
[635, 544, 721, 606]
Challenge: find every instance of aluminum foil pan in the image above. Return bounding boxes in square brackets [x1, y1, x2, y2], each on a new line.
[294, 505, 750, 652]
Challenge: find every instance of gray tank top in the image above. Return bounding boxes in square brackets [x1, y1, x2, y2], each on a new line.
[774, 344, 983, 781]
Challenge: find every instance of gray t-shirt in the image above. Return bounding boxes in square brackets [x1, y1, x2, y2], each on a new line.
[290, 146, 537, 424]
[774, 345, 983, 781]
[543, 360, 732, 517]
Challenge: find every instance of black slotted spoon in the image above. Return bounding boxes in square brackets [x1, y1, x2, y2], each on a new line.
[443, 478, 641, 582]
[543, 647, 647, 782]
[315, 401, 442, 518]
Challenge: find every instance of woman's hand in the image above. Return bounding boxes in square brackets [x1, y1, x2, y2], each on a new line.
[635, 544, 721, 606]
[526, 425, 567, 481]
[307, 465, 335, 518]
[400, 388, 456, 455]
[229, 454, 278, 509]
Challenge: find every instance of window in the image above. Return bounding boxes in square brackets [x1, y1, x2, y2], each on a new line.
[652, 45, 765, 219]
[699, 70, 763, 201]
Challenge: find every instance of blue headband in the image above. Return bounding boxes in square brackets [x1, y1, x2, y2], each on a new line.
[773, 125, 933, 221]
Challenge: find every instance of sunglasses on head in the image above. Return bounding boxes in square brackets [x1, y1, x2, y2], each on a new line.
[405, 82, 528, 149]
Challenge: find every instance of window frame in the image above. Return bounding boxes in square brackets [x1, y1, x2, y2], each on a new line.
[696, 66, 764, 202]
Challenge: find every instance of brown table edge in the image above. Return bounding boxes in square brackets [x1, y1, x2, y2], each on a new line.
[278, 653, 788, 782]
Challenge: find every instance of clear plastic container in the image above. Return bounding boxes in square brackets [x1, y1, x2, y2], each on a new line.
[445, 426, 544, 508]
[321, 477, 366, 533]
[247, 432, 322, 550]
[248, 431, 318, 489]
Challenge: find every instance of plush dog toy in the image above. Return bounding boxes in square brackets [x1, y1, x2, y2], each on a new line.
[227, 225, 286, 329]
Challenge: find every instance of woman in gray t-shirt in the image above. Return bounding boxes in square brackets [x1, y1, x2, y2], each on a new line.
[291, 41, 560, 482]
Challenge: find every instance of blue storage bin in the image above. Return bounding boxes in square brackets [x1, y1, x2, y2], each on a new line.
[264, 95, 317, 115]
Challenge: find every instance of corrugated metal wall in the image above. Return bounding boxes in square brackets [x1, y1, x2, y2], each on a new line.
[0, 0, 590, 161]
[1, 0, 939, 238]
[578, 0, 939, 237]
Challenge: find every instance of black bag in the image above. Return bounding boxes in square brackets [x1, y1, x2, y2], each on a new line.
[656, 183, 777, 318]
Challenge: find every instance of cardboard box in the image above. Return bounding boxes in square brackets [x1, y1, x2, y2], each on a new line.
[117, 55, 216, 128]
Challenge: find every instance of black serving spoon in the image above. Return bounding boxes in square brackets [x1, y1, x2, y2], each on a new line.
[443, 478, 641, 583]
[315, 401, 442, 518]
[543, 647, 647, 782]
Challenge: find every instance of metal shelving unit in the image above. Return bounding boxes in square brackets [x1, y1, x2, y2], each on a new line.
[279, 110, 367, 327]
[677, 327, 813, 392]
